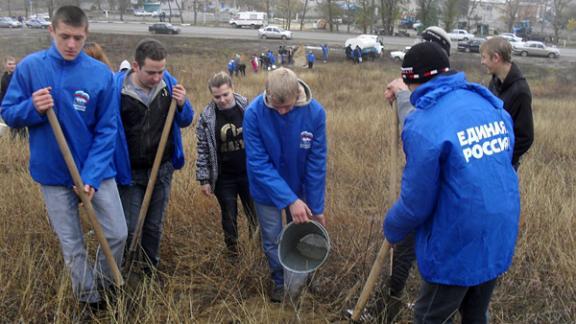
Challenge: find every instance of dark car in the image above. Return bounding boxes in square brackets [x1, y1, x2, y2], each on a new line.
[148, 23, 180, 34]
[457, 38, 485, 53]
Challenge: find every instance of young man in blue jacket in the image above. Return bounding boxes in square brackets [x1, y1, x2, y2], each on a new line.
[0, 6, 127, 310]
[383, 42, 520, 323]
[243, 67, 327, 303]
[114, 38, 193, 274]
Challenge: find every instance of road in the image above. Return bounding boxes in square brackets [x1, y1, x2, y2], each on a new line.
[89, 22, 576, 60]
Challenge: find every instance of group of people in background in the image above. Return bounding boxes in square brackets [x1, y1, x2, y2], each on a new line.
[0, 5, 534, 323]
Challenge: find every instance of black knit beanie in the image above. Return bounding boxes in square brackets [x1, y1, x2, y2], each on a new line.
[401, 42, 450, 84]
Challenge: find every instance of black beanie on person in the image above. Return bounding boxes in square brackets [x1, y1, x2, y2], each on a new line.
[401, 42, 450, 85]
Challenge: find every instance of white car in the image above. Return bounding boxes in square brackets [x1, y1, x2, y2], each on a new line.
[447, 29, 474, 42]
[258, 25, 292, 40]
[390, 46, 411, 62]
[499, 33, 523, 42]
[512, 41, 560, 58]
[345, 34, 384, 56]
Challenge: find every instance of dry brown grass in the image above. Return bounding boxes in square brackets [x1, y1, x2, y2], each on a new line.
[0, 32, 575, 323]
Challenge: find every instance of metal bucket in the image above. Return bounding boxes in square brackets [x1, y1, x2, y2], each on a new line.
[278, 221, 331, 273]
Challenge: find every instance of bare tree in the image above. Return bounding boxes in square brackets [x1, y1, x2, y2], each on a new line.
[463, 0, 480, 30]
[193, 0, 198, 25]
[502, 0, 520, 32]
[551, 0, 571, 43]
[300, 0, 309, 31]
[118, 0, 129, 21]
[380, 0, 403, 35]
[277, 0, 302, 30]
[356, 0, 375, 33]
[174, 0, 186, 24]
[417, 0, 438, 27]
[442, 0, 460, 31]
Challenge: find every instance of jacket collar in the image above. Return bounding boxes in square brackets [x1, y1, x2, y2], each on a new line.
[263, 79, 312, 109]
[46, 42, 85, 65]
[495, 62, 525, 93]
[411, 72, 503, 111]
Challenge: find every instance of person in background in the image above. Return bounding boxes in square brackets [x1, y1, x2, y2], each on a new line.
[0, 56, 27, 139]
[83, 42, 113, 70]
[114, 38, 194, 276]
[196, 71, 258, 260]
[306, 51, 315, 69]
[0, 6, 126, 312]
[383, 42, 520, 324]
[243, 67, 327, 303]
[250, 54, 259, 73]
[321, 44, 329, 63]
[118, 60, 131, 73]
[480, 36, 533, 170]
[227, 59, 236, 77]
[353, 45, 362, 64]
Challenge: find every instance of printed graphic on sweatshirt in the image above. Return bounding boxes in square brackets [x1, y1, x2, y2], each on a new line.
[300, 131, 313, 149]
[73, 90, 90, 112]
[457, 121, 510, 163]
[219, 124, 244, 153]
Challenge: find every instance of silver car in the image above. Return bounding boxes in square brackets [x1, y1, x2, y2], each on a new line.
[513, 41, 560, 58]
[258, 25, 292, 40]
[0, 17, 23, 28]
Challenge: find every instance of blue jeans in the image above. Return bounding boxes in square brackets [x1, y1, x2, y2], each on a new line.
[214, 174, 257, 254]
[414, 278, 497, 324]
[41, 179, 127, 303]
[119, 162, 174, 268]
[254, 202, 309, 296]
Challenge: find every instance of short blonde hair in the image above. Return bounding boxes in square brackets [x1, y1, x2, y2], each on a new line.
[266, 67, 299, 104]
[207, 71, 233, 92]
[480, 37, 512, 63]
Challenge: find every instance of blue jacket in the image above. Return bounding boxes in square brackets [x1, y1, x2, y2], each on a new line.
[243, 80, 327, 215]
[1, 44, 118, 189]
[113, 70, 193, 185]
[307, 53, 316, 63]
[227, 60, 236, 72]
[384, 72, 520, 286]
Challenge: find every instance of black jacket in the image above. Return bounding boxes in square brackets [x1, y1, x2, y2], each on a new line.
[0, 72, 13, 103]
[121, 84, 175, 170]
[489, 62, 534, 166]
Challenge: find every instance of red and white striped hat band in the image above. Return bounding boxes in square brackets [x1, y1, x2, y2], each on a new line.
[401, 67, 450, 80]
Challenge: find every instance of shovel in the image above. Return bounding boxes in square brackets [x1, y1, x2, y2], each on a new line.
[124, 99, 178, 272]
[347, 101, 400, 322]
[46, 108, 124, 287]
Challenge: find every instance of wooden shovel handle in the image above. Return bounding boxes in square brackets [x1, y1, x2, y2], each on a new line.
[46, 108, 124, 287]
[126, 99, 178, 260]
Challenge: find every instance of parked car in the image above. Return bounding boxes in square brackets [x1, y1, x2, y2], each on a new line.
[390, 46, 411, 62]
[258, 25, 292, 40]
[230, 11, 266, 29]
[512, 41, 560, 58]
[448, 29, 474, 42]
[345, 34, 383, 55]
[0, 17, 23, 28]
[148, 23, 180, 34]
[25, 17, 50, 29]
[457, 38, 485, 53]
[499, 33, 523, 42]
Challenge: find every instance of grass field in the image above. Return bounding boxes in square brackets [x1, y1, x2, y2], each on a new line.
[0, 31, 575, 323]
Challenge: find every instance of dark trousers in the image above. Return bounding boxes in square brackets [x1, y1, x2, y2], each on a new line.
[376, 232, 416, 322]
[308, 61, 314, 69]
[119, 162, 174, 268]
[414, 278, 498, 324]
[214, 174, 258, 254]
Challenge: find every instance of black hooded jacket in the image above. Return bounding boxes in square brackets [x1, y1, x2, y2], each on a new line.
[489, 62, 534, 167]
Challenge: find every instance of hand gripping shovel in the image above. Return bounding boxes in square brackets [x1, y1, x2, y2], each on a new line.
[348, 102, 399, 322]
[124, 99, 178, 272]
[46, 108, 124, 287]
